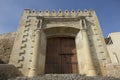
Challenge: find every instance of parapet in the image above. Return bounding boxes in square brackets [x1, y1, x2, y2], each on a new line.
[23, 9, 95, 17]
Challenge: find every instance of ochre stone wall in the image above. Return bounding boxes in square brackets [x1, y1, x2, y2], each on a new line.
[106, 64, 120, 78]
[0, 31, 120, 78]
[9, 9, 111, 76]
[0, 32, 16, 63]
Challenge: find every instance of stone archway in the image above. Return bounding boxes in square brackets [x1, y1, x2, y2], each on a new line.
[28, 25, 97, 77]
[9, 9, 110, 77]
[44, 27, 79, 74]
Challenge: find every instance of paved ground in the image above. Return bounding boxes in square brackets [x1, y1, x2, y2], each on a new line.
[8, 74, 120, 80]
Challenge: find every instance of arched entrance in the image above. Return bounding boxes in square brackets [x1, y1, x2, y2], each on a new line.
[45, 37, 78, 73]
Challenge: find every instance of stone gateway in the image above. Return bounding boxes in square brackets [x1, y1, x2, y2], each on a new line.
[9, 9, 111, 77]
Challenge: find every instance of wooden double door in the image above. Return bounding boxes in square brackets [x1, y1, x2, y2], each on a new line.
[45, 37, 78, 74]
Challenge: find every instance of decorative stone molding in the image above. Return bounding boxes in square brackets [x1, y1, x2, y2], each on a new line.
[24, 9, 94, 17]
[9, 9, 111, 77]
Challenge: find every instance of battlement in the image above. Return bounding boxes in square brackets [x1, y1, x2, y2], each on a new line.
[23, 9, 95, 17]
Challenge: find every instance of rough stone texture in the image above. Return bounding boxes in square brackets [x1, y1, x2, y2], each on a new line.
[9, 74, 120, 80]
[106, 64, 120, 78]
[0, 32, 16, 63]
[0, 64, 20, 79]
[9, 9, 111, 76]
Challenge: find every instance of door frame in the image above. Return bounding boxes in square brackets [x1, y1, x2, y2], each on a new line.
[45, 37, 78, 74]
[37, 26, 86, 75]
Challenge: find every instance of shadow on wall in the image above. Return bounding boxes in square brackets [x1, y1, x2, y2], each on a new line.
[86, 20, 102, 76]
[0, 64, 22, 79]
[0, 59, 5, 64]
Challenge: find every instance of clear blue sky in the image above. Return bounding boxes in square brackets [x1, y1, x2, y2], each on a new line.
[0, 0, 120, 37]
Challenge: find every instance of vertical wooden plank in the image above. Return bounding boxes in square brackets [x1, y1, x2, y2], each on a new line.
[45, 38, 61, 73]
[45, 37, 78, 74]
[61, 37, 78, 73]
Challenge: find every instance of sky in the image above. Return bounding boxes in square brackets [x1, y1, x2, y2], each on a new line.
[0, 0, 120, 37]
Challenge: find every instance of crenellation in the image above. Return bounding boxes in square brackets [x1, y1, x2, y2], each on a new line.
[31, 9, 36, 13]
[38, 10, 42, 13]
[23, 9, 30, 14]
[77, 9, 82, 16]
[52, 9, 56, 13]
[77, 9, 81, 12]
[71, 10, 76, 17]
[84, 9, 88, 13]
[58, 9, 63, 16]
[23, 9, 97, 17]
[37, 10, 43, 16]
[71, 9, 75, 13]
[8, 9, 112, 77]
[64, 10, 70, 16]
[45, 10, 49, 13]
[30, 9, 37, 16]
[51, 10, 57, 16]
[44, 10, 50, 16]
[58, 9, 62, 13]
[89, 9, 96, 16]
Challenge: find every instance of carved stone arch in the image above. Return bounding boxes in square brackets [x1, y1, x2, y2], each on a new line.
[42, 26, 81, 74]
[43, 26, 80, 38]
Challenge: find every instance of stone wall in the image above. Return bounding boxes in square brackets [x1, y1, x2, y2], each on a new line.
[0, 32, 120, 79]
[9, 74, 120, 80]
[106, 63, 120, 78]
[0, 32, 16, 63]
[0, 64, 20, 79]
